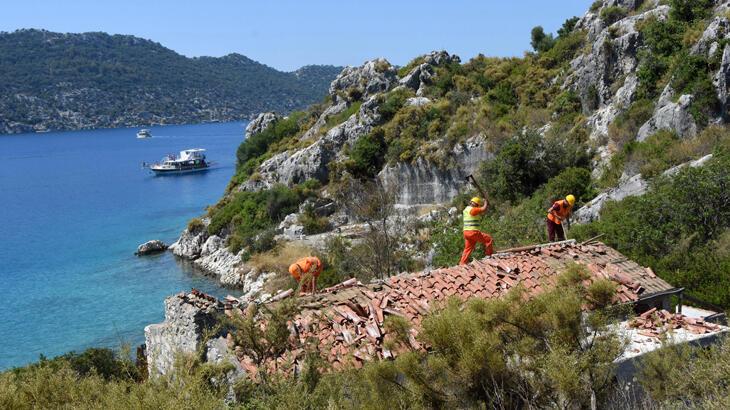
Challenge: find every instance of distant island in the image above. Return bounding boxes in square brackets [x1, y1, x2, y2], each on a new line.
[0, 29, 342, 134]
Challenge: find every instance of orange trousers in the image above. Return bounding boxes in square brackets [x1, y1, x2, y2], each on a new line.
[459, 230, 494, 265]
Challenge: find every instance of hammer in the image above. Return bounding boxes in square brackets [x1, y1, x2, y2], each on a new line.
[465, 174, 489, 207]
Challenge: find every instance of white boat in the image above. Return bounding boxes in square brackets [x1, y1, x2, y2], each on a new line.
[145, 149, 212, 175]
[136, 129, 152, 139]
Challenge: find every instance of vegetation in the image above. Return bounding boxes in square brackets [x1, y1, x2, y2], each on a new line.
[0, 29, 341, 133]
[4, 268, 671, 409]
[207, 180, 320, 253]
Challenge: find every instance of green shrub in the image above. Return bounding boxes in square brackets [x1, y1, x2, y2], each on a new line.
[479, 131, 591, 202]
[347, 128, 387, 178]
[324, 101, 361, 128]
[187, 217, 205, 233]
[378, 87, 412, 120]
[590, 0, 602, 12]
[236, 111, 305, 170]
[299, 204, 330, 235]
[207, 182, 319, 253]
[600, 6, 627, 25]
[669, 0, 714, 23]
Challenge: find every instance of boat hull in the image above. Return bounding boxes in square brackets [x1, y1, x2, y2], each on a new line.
[150, 167, 211, 175]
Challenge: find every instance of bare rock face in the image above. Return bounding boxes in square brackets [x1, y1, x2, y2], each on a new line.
[637, 94, 698, 140]
[169, 221, 251, 288]
[144, 292, 220, 376]
[135, 240, 167, 256]
[328, 58, 397, 103]
[399, 51, 460, 96]
[575, 154, 713, 223]
[714, 44, 730, 118]
[378, 135, 492, 205]
[245, 112, 280, 138]
[691, 16, 730, 57]
[241, 95, 382, 191]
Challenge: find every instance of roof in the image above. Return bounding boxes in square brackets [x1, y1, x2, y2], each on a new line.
[223, 240, 677, 376]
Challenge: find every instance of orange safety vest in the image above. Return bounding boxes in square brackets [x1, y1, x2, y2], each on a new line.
[288, 257, 322, 281]
[547, 200, 572, 224]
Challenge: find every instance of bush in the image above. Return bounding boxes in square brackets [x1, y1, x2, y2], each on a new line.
[299, 204, 330, 235]
[347, 128, 387, 178]
[479, 131, 591, 203]
[207, 182, 319, 253]
[600, 6, 627, 25]
[378, 87, 412, 120]
[669, 0, 714, 23]
[187, 217, 205, 233]
[235, 111, 305, 172]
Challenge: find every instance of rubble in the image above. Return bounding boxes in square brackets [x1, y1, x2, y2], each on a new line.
[629, 308, 721, 338]
[222, 240, 676, 377]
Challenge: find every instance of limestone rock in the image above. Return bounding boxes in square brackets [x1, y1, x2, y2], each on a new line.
[398, 51, 459, 96]
[135, 240, 167, 256]
[328, 58, 397, 103]
[169, 225, 207, 259]
[714, 44, 730, 117]
[575, 154, 713, 223]
[378, 135, 492, 205]
[691, 16, 730, 57]
[405, 97, 432, 107]
[145, 293, 220, 376]
[637, 94, 697, 140]
[245, 112, 280, 139]
[241, 96, 380, 191]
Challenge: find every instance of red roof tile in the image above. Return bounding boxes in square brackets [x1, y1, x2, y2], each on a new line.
[221, 240, 675, 377]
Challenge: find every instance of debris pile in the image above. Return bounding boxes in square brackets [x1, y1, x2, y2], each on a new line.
[221, 241, 678, 377]
[629, 308, 721, 338]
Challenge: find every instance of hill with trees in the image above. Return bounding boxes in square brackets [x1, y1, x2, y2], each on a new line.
[0, 29, 342, 134]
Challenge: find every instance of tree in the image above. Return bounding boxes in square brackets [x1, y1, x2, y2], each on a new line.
[531, 26, 555, 53]
[333, 177, 412, 279]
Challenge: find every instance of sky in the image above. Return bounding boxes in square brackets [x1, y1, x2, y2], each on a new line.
[0, 0, 594, 72]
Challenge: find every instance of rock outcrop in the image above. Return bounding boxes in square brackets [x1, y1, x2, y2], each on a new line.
[637, 93, 698, 140]
[399, 51, 460, 96]
[378, 135, 492, 205]
[245, 112, 280, 138]
[574, 154, 713, 223]
[135, 240, 167, 256]
[170, 220, 260, 291]
[144, 290, 221, 376]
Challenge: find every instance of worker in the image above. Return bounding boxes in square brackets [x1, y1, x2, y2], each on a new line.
[288, 256, 323, 294]
[546, 194, 575, 242]
[459, 197, 494, 265]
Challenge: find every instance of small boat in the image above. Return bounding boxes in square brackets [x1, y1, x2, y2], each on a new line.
[145, 149, 212, 175]
[136, 129, 152, 139]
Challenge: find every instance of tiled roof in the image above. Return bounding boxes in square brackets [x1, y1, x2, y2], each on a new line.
[227, 240, 676, 375]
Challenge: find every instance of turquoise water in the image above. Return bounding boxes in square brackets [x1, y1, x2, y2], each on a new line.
[0, 122, 247, 369]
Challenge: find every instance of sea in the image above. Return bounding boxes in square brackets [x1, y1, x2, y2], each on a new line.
[0, 121, 247, 370]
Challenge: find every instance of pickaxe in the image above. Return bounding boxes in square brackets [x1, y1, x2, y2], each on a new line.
[465, 174, 489, 207]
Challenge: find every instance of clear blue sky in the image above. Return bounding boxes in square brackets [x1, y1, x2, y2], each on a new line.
[0, 0, 593, 71]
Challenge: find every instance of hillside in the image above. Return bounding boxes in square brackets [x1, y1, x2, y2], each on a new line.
[0, 29, 342, 134]
[174, 0, 730, 308]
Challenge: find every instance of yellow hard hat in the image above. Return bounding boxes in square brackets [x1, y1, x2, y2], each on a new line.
[470, 197, 483, 206]
[566, 194, 576, 206]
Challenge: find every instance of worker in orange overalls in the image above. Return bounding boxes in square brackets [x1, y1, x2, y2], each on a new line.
[546, 194, 575, 242]
[459, 197, 493, 265]
[288, 256, 323, 294]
